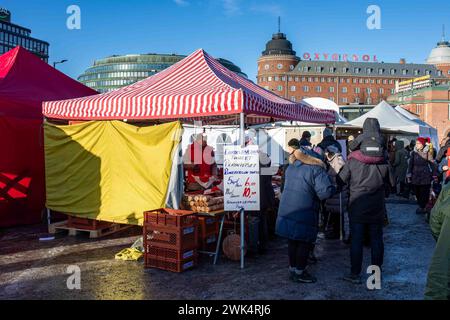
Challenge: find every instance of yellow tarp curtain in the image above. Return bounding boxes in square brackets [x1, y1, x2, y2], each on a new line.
[44, 120, 182, 226]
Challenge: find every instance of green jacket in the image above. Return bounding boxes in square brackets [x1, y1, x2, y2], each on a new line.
[424, 182, 450, 300]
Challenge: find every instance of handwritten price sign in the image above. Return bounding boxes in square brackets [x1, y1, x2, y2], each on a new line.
[223, 146, 260, 211]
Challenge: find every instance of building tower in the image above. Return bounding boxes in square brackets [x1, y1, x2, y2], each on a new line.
[257, 18, 300, 100]
[426, 25, 450, 79]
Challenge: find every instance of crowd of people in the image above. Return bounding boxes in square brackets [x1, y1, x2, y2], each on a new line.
[274, 120, 450, 291]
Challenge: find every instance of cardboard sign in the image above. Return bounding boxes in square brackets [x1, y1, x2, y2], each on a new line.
[223, 146, 260, 211]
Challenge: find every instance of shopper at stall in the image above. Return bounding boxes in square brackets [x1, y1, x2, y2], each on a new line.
[299, 131, 312, 147]
[317, 127, 342, 154]
[183, 134, 217, 191]
[406, 137, 437, 214]
[246, 137, 276, 255]
[337, 118, 393, 285]
[424, 181, 450, 300]
[276, 148, 335, 283]
[392, 140, 409, 196]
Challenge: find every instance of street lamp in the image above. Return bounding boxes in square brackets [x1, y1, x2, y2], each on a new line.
[53, 59, 68, 69]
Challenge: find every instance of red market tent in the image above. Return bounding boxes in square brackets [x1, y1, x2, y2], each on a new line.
[43, 49, 336, 124]
[0, 46, 97, 227]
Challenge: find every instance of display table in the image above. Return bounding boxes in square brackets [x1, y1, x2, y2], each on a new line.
[195, 210, 226, 265]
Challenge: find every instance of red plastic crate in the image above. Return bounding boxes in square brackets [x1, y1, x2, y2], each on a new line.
[144, 208, 196, 228]
[145, 255, 197, 272]
[199, 233, 218, 252]
[67, 216, 113, 230]
[197, 216, 219, 239]
[144, 224, 198, 251]
[145, 245, 197, 261]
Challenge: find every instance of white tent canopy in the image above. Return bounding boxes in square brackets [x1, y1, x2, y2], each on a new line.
[394, 106, 439, 147]
[346, 101, 439, 148]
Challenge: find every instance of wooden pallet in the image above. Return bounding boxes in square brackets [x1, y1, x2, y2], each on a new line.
[48, 220, 132, 239]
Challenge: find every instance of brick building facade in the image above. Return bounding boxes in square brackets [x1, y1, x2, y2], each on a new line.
[257, 32, 449, 107]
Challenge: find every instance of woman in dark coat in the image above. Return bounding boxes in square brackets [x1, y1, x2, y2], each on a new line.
[407, 137, 437, 214]
[276, 151, 335, 283]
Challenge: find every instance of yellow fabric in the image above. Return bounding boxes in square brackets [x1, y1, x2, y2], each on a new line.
[115, 248, 143, 261]
[44, 120, 182, 226]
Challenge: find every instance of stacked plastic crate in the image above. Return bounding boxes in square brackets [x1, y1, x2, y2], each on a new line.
[197, 216, 219, 252]
[143, 208, 198, 273]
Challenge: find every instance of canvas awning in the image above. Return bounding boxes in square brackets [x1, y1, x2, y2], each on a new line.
[43, 49, 335, 124]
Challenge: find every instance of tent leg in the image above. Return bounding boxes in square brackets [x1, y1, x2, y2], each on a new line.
[239, 112, 245, 270]
[47, 208, 51, 226]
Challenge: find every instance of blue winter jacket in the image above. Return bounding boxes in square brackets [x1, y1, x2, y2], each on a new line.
[276, 160, 335, 243]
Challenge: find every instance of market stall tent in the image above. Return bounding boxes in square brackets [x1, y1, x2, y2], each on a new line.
[0, 46, 97, 227]
[43, 49, 335, 226]
[395, 106, 439, 148]
[345, 100, 439, 147]
[43, 49, 335, 124]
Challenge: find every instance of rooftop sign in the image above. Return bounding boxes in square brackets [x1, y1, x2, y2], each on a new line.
[302, 52, 379, 62]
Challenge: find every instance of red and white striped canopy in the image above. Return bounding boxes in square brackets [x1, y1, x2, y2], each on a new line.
[43, 49, 335, 124]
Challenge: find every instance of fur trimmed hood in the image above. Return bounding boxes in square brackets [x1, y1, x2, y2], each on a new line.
[289, 149, 327, 169]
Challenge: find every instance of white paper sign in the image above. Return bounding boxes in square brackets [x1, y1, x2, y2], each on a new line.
[223, 145, 260, 211]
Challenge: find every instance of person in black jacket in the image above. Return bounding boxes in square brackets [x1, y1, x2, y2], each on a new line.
[338, 118, 394, 284]
[317, 127, 342, 154]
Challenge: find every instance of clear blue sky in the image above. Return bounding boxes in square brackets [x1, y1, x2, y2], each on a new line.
[2, 0, 450, 81]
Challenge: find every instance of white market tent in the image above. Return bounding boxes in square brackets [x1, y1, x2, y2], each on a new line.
[345, 101, 439, 148]
[395, 106, 439, 147]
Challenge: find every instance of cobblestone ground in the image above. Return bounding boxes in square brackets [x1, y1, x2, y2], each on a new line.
[0, 202, 435, 300]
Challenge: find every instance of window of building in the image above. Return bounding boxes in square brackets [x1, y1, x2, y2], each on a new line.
[353, 78, 357, 84]
[390, 69, 396, 75]
[277, 85, 283, 91]
[366, 88, 372, 94]
[288, 76, 293, 81]
[303, 66, 309, 72]
[391, 89, 395, 94]
[448, 70, 450, 75]
[268, 76, 272, 82]
[290, 85, 296, 92]
[355, 97, 360, 103]
[378, 68, 384, 75]
[365, 79, 369, 84]
[281, 76, 286, 81]
[329, 87, 335, 93]
[264, 64, 270, 70]
[370, 79, 375, 84]
[402, 69, 408, 75]
[383, 79, 387, 84]
[277, 63, 283, 70]
[329, 67, 335, 73]
[389, 80, 394, 84]
[314, 77, 319, 82]
[367, 68, 373, 74]
[303, 86, 309, 92]
[330, 97, 335, 101]
[301, 76, 306, 81]
[291, 96, 296, 102]
[346, 78, 350, 84]
[295, 76, 300, 82]
[367, 97, 372, 104]
[342, 67, 348, 73]
[437, 70, 442, 76]
[316, 86, 322, 92]
[342, 97, 348, 103]
[342, 87, 347, 93]
[274, 76, 279, 81]
[316, 66, 322, 72]
[321, 77, 325, 83]
[426, 70, 432, 75]
[327, 77, 332, 83]
[379, 88, 384, 94]
[289, 65, 295, 71]
[377, 79, 381, 84]
[414, 69, 420, 76]
[354, 68, 360, 74]
[359, 79, 364, 84]
[354, 87, 360, 94]
[308, 77, 313, 82]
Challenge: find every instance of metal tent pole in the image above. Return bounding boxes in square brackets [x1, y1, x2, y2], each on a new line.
[239, 113, 245, 269]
